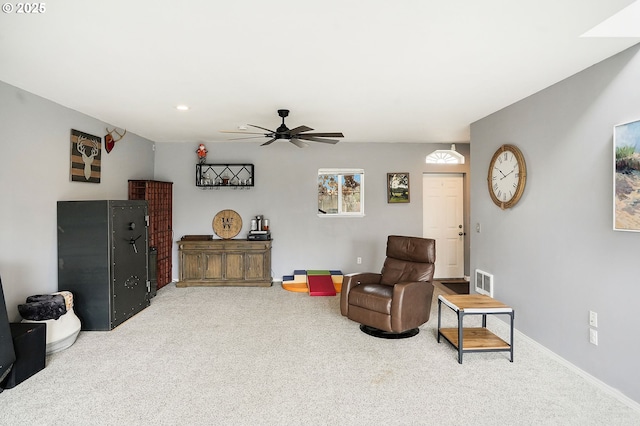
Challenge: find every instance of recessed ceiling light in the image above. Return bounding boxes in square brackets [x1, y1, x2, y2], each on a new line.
[176, 105, 190, 111]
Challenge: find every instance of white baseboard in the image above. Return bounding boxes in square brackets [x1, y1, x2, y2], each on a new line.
[513, 326, 640, 413]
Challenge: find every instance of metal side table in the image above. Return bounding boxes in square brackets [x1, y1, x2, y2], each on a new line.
[437, 294, 514, 363]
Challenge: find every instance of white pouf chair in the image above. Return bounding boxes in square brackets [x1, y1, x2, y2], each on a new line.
[20, 291, 81, 354]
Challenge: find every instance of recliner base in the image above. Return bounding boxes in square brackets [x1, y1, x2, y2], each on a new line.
[359, 324, 419, 339]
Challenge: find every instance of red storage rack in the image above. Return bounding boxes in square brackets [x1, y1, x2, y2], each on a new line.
[128, 180, 173, 290]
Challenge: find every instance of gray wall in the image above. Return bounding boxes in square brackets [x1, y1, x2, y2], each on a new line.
[0, 81, 156, 320]
[0, 77, 471, 321]
[470, 44, 640, 403]
[153, 141, 470, 281]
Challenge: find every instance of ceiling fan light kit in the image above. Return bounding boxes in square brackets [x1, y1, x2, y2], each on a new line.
[220, 109, 344, 148]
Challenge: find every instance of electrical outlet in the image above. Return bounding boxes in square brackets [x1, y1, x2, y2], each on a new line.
[356, 257, 362, 264]
[589, 311, 598, 327]
[589, 329, 598, 345]
[476, 223, 481, 233]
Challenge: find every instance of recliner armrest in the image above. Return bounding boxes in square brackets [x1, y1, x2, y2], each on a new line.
[340, 272, 382, 316]
[390, 281, 434, 331]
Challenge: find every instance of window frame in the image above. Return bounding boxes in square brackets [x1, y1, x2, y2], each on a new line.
[317, 168, 365, 217]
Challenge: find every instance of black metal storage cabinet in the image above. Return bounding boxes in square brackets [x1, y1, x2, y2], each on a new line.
[57, 200, 150, 331]
[0, 277, 15, 386]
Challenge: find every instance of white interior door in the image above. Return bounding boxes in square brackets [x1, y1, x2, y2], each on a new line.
[423, 173, 464, 279]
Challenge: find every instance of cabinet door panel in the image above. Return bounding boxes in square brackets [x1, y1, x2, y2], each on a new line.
[225, 252, 245, 280]
[181, 252, 203, 281]
[245, 252, 266, 280]
[204, 253, 223, 279]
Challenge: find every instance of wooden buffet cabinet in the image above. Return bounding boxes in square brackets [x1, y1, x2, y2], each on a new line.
[177, 239, 272, 287]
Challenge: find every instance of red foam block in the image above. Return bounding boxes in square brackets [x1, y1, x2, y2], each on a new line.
[307, 275, 336, 296]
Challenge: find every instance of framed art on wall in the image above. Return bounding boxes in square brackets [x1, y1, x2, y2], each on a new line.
[70, 129, 101, 183]
[613, 118, 640, 231]
[387, 173, 410, 203]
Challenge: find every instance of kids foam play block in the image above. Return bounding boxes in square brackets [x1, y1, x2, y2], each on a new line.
[281, 270, 344, 295]
[307, 274, 336, 296]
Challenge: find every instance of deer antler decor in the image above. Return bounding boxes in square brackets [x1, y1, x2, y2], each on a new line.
[104, 127, 127, 153]
[76, 136, 100, 180]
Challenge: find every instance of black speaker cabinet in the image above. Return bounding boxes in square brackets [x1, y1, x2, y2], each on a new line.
[57, 200, 150, 331]
[1, 323, 46, 389]
[0, 277, 15, 387]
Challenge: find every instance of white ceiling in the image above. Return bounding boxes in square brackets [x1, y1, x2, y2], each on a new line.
[1, 0, 639, 144]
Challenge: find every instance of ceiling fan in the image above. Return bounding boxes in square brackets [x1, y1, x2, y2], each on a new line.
[221, 109, 344, 148]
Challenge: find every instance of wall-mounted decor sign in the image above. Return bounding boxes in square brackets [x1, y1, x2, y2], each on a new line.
[387, 173, 410, 203]
[614, 119, 640, 231]
[104, 127, 127, 153]
[212, 209, 242, 239]
[70, 129, 101, 183]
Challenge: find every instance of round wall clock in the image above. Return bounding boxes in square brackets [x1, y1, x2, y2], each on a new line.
[487, 144, 527, 210]
[212, 209, 242, 239]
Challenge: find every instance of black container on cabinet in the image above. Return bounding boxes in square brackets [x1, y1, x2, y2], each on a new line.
[57, 200, 150, 331]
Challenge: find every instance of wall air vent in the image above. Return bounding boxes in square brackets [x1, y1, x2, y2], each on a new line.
[475, 269, 493, 297]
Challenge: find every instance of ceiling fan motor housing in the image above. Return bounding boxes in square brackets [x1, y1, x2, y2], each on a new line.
[276, 109, 290, 138]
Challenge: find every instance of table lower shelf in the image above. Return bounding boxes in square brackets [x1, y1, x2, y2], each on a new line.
[439, 327, 510, 350]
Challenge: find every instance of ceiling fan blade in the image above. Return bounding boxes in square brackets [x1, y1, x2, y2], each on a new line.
[296, 135, 340, 144]
[301, 132, 344, 138]
[220, 130, 267, 135]
[227, 136, 272, 140]
[261, 137, 278, 146]
[289, 125, 313, 135]
[248, 124, 275, 133]
[289, 138, 309, 148]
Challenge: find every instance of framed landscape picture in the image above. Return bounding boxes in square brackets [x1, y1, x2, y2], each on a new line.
[387, 173, 410, 203]
[613, 118, 640, 231]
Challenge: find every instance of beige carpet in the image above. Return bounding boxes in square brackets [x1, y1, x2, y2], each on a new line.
[1, 283, 639, 425]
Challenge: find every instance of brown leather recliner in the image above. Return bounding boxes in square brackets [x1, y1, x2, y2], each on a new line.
[340, 235, 436, 338]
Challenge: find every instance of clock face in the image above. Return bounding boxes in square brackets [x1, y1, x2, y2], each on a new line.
[488, 144, 527, 209]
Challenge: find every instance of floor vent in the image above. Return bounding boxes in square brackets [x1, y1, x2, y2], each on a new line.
[475, 269, 493, 297]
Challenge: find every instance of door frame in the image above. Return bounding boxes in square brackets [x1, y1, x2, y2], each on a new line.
[422, 172, 470, 280]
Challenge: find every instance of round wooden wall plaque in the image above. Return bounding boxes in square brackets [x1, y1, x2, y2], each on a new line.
[212, 209, 242, 239]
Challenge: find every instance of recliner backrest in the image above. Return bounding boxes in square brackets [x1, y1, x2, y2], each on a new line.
[380, 236, 435, 285]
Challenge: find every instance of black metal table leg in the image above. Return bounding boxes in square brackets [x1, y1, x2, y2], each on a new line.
[509, 311, 515, 362]
[437, 297, 442, 343]
[458, 311, 463, 364]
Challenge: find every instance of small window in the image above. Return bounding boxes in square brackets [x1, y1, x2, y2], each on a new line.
[318, 168, 364, 217]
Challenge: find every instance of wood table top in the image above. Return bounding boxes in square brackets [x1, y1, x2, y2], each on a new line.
[439, 294, 512, 312]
